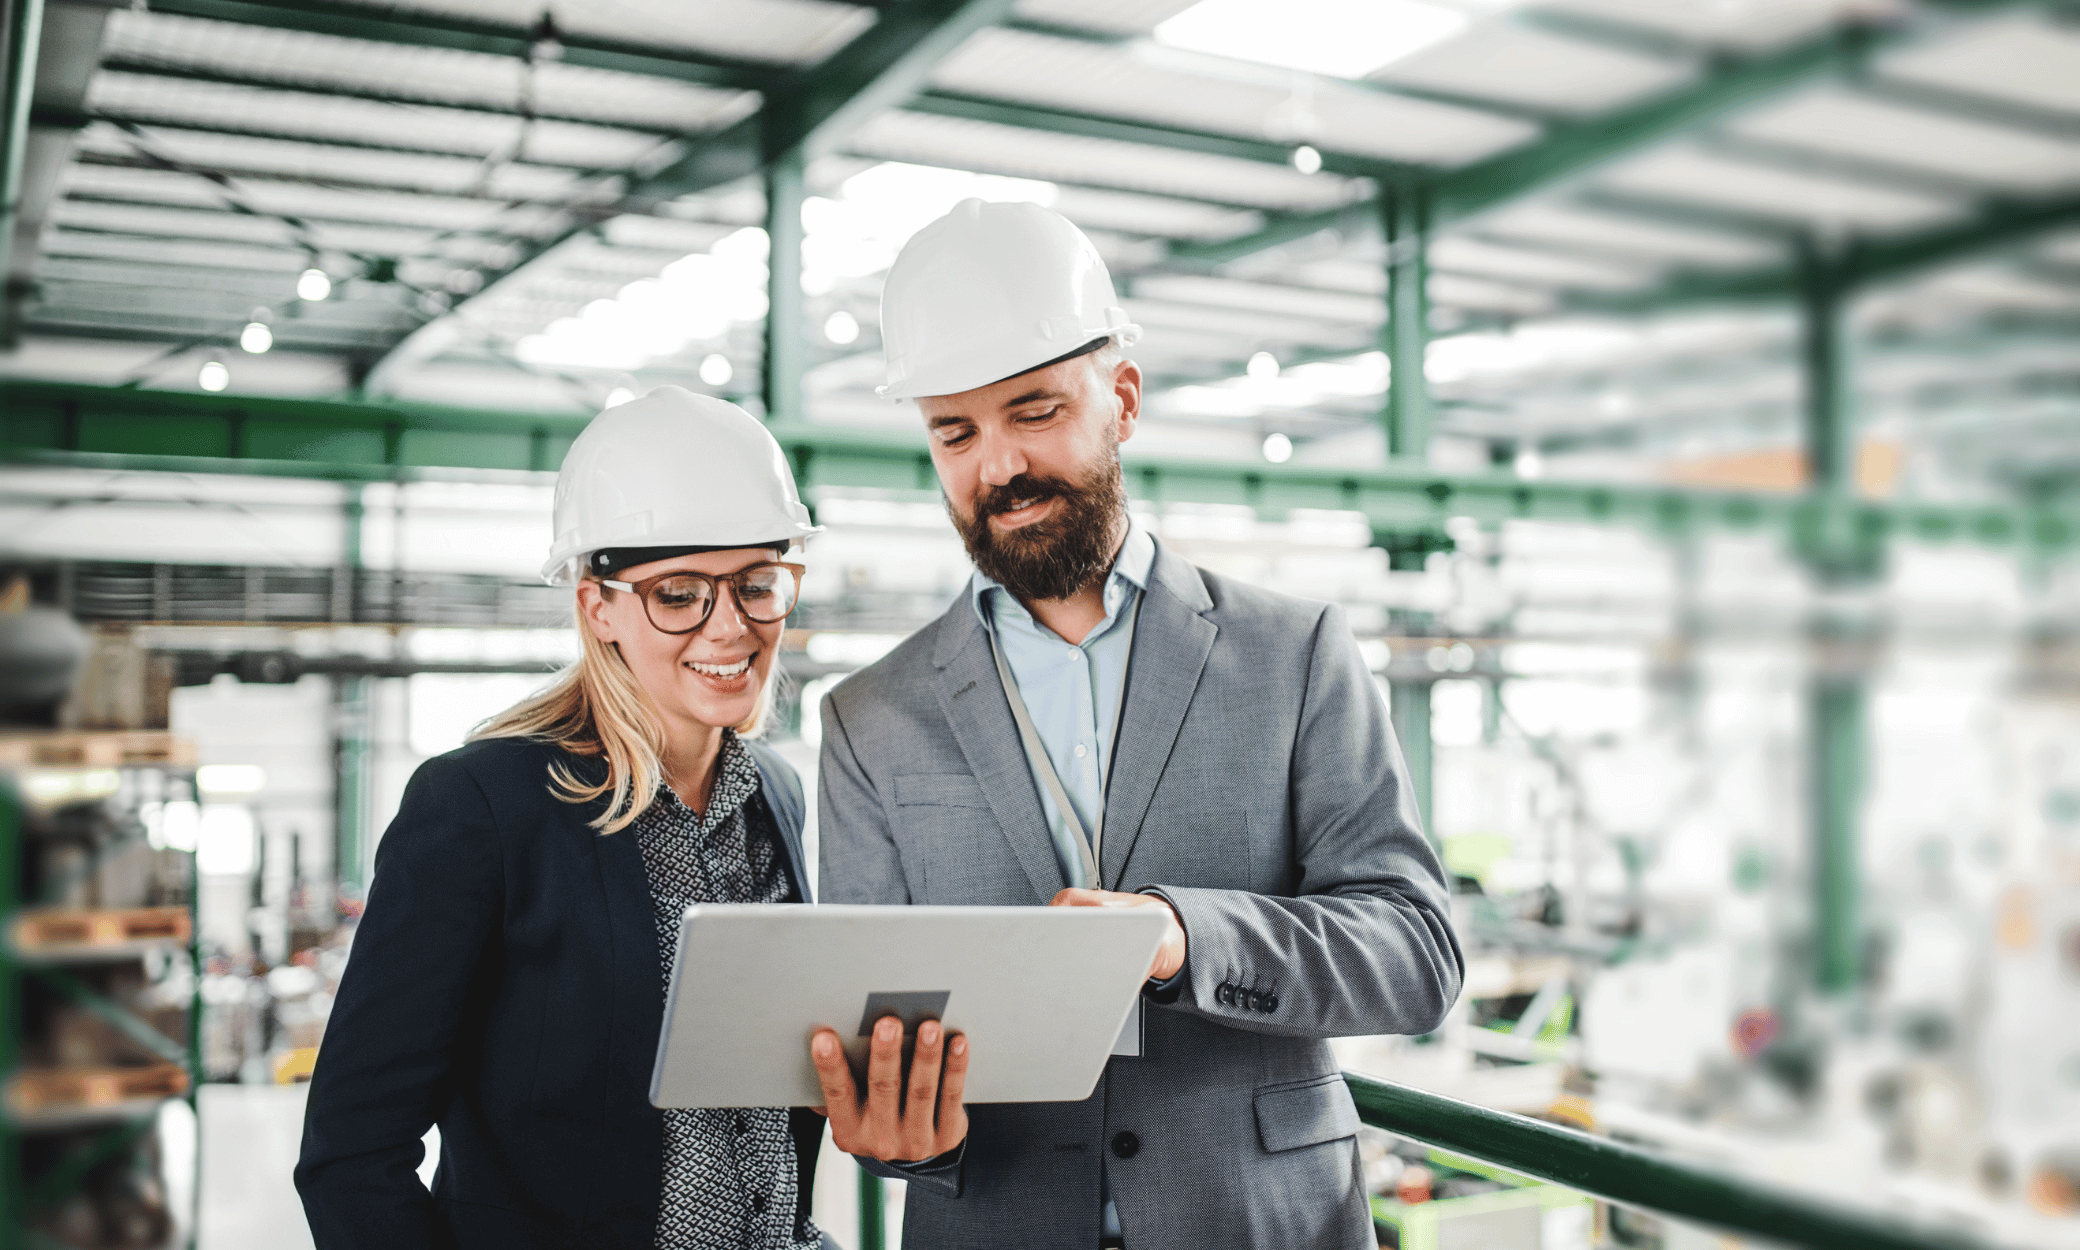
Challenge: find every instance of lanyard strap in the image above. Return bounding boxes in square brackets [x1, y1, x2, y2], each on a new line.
[985, 590, 1142, 891]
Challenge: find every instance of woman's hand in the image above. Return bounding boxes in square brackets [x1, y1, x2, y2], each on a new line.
[810, 1017, 969, 1162]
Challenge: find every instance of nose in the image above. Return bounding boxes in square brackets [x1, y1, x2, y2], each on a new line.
[976, 426, 1028, 489]
[699, 583, 751, 641]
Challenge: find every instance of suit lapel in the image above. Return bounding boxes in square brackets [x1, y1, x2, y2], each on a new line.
[930, 604, 1068, 904]
[1101, 543, 1215, 889]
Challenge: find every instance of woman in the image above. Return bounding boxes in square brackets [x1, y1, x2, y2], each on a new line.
[297, 387, 827, 1250]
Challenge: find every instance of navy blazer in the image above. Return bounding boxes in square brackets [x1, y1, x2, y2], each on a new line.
[296, 735, 824, 1250]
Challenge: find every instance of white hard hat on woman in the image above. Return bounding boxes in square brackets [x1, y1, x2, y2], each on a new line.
[877, 198, 1141, 400]
[299, 385, 835, 1248]
[543, 385, 821, 585]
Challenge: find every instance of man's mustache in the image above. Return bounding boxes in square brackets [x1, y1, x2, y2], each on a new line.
[974, 475, 1076, 520]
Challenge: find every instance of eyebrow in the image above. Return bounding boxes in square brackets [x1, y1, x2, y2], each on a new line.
[1002, 388, 1063, 408]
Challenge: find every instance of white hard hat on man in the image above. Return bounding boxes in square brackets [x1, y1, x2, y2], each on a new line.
[878, 198, 1141, 401]
[541, 386, 820, 586]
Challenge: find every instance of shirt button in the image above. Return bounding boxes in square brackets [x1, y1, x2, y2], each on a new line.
[1074, 744, 1088, 758]
[1111, 1131, 1140, 1159]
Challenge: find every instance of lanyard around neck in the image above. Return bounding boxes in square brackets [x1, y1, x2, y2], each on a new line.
[984, 589, 1142, 891]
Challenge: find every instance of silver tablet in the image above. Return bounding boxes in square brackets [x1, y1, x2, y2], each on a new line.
[649, 903, 1169, 1109]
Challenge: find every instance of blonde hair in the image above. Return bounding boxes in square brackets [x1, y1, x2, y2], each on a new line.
[473, 584, 782, 834]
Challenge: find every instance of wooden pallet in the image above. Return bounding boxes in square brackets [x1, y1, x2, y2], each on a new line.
[11, 907, 192, 957]
[4, 1062, 189, 1119]
[0, 730, 196, 771]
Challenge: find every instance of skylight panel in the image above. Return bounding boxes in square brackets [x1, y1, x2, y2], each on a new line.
[1152, 0, 1477, 79]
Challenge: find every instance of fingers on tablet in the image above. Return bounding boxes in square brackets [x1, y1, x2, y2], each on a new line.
[936, 1032, 969, 1147]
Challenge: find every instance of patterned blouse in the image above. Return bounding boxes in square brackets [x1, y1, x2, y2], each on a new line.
[631, 731, 820, 1250]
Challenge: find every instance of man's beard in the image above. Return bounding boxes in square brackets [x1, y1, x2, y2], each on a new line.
[950, 445, 1127, 603]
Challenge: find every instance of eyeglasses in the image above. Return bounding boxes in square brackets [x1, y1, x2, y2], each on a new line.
[599, 562, 804, 635]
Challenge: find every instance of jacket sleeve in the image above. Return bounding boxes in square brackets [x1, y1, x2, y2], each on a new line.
[816, 693, 965, 1198]
[1139, 604, 1464, 1040]
[295, 753, 505, 1249]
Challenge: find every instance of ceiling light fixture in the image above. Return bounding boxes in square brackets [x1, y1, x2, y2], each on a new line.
[1247, 351, 1281, 380]
[699, 354, 733, 387]
[297, 268, 331, 301]
[824, 310, 860, 345]
[1262, 432, 1294, 464]
[198, 360, 229, 392]
[1290, 145, 1322, 175]
[240, 321, 273, 354]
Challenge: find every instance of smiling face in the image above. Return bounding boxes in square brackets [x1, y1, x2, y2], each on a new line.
[919, 347, 1141, 602]
[576, 547, 786, 737]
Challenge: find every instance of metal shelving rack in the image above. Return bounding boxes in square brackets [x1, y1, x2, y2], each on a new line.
[1, 733, 203, 1250]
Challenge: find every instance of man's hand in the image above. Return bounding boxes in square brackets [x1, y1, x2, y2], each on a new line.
[809, 1017, 969, 1163]
[1050, 889, 1187, 982]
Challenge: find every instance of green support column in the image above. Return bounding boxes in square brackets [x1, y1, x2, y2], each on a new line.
[0, 0, 47, 312]
[1391, 678, 1434, 840]
[1381, 182, 1431, 462]
[762, 146, 806, 423]
[1797, 235, 1869, 995]
[1809, 673, 1864, 994]
[333, 484, 370, 895]
[1799, 239, 1854, 495]
[2, 783, 20, 1250]
[1378, 183, 1438, 837]
[858, 1170, 885, 1250]
[334, 677, 370, 893]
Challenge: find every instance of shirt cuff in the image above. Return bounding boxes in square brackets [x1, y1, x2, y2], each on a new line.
[887, 1140, 965, 1175]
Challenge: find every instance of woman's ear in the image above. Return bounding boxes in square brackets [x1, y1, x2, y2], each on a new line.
[575, 580, 620, 646]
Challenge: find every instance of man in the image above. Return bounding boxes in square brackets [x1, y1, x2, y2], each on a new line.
[808, 199, 1462, 1250]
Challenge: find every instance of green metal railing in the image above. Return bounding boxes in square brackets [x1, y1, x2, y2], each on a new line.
[851, 1071, 2020, 1250]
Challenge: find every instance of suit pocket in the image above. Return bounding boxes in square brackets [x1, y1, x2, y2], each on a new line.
[892, 773, 991, 809]
[1254, 1074, 1360, 1153]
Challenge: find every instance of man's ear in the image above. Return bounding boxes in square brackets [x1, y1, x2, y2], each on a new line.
[1112, 357, 1142, 445]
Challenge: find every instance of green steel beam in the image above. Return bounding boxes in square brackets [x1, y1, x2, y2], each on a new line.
[1430, 30, 1883, 228]
[1572, 191, 2080, 314]
[1173, 21, 1889, 266]
[59, 107, 620, 171]
[69, 145, 603, 203]
[0, 0, 46, 298]
[368, 0, 1014, 389]
[1700, 132, 2001, 202]
[997, 14, 1560, 123]
[1344, 1072, 2016, 1250]
[139, 0, 782, 92]
[763, 148, 805, 422]
[909, 91, 1417, 180]
[1168, 200, 1378, 268]
[9, 379, 2078, 555]
[96, 59, 689, 137]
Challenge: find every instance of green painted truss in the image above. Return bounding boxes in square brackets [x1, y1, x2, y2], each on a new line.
[3, 379, 2074, 560]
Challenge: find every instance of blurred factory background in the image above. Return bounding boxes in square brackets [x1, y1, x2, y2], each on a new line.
[2, 0, 2079, 1247]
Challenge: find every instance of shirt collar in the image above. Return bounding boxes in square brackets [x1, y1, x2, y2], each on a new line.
[970, 516, 1154, 629]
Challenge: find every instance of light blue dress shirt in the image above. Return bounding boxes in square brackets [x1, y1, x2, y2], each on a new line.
[971, 521, 1155, 890]
[970, 520, 1155, 1241]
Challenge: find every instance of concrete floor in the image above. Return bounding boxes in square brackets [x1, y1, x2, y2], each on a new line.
[195, 1082, 897, 1250]
[196, 1085, 315, 1250]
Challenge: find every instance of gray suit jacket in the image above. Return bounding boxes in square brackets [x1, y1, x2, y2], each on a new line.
[818, 539, 1463, 1250]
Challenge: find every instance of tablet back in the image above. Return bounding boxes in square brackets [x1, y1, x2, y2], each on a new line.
[650, 904, 1168, 1108]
